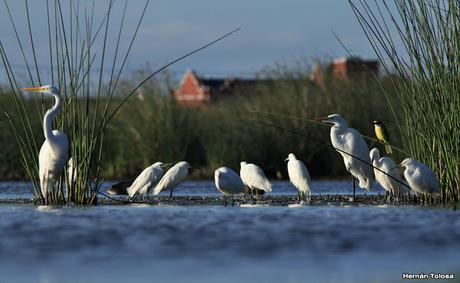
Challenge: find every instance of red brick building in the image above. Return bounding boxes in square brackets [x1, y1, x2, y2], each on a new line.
[175, 70, 256, 107]
[310, 56, 379, 86]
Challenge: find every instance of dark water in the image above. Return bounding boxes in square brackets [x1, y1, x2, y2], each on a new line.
[0, 181, 459, 283]
[0, 180, 387, 200]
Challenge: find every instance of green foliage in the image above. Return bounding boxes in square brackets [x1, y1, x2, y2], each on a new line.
[350, 0, 460, 204]
[99, 65, 401, 180]
[0, 0, 151, 204]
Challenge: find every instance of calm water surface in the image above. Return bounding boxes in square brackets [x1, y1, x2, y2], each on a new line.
[0, 181, 459, 283]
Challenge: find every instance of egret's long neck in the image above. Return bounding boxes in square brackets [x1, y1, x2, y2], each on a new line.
[331, 121, 347, 136]
[43, 93, 61, 142]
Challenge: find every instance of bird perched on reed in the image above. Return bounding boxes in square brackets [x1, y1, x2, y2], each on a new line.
[214, 167, 245, 205]
[399, 158, 440, 196]
[20, 85, 68, 205]
[285, 153, 311, 202]
[369, 148, 404, 200]
[317, 114, 374, 198]
[240, 161, 272, 198]
[373, 120, 392, 154]
[154, 161, 191, 197]
[127, 162, 166, 200]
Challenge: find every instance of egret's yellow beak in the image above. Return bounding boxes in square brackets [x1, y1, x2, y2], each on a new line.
[20, 86, 48, 92]
[284, 157, 289, 162]
[314, 116, 330, 123]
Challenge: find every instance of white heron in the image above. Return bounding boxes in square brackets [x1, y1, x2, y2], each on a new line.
[127, 162, 166, 200]
[20, 85, 68, 205]
[240, 161, 272, 198]
[317, 114, 374, 197]
[67, 157, 76, 190]
[369, 148, 404, 200]
[214, 167, 245, 205]
[153, 161, 191, 197]
[285, 153, 311, 202]
[399, 158, 440, 196]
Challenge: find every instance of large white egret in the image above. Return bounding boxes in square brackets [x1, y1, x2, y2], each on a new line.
[317, 114, 374, 197]
[127, 162, 166, 199]
[369, 148, 404, 200]
[240, 161, 272, 197]
[214, 167, 245, 204]
[285, 153, 311, 201]
[153, 161, 191, 197]
[20, 85, 68, 205]
[399, 158, 440, 196]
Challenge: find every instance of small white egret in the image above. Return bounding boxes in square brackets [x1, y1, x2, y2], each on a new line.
[369, 148, 404, 200]
[240, 161, 272, 198]
[20, 85, 68, 205]
[67, 157, 76, 190]
[399, 158, 440, 196]
[153, 161, 191, 197]
[127, 162, 166, 199]
[285, 153, 311, 202]
[317, 114, 374, 197]
[214, 167, 245, 205]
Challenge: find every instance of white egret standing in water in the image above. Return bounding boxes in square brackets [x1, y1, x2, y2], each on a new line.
[285, 153, 311, 202]
[127, 162, 166, 200]
[399, 158, 440, 196]
[369, 148, 404, 200]
[20, 86, 68, 205]
[240, 161, 272, 197]
[317, 114, 374, 198]
[154, 161, 191, 197]
[214, 167, 245, 205]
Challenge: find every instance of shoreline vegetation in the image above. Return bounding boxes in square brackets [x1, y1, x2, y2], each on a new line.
[0, 0, 457, 205]
[0, 70, 402, 181]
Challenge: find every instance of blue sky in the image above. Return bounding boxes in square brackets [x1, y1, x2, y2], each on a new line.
[0, 0, 389, 79]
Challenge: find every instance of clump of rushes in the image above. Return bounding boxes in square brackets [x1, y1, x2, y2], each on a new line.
[349, 0, 460, 204]
[0, 0, 238, 205]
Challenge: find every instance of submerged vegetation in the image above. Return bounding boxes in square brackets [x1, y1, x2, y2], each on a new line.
[350, 0, 460, 204]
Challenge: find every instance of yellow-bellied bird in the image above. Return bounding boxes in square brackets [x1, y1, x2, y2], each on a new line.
[373, 120, 392, 154]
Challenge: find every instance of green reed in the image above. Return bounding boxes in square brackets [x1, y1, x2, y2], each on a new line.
[349, 0, 460, 204]
[0, 0, 238, 205]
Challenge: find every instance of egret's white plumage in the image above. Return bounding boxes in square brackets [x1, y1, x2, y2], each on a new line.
[286, 153, 311, 199]
[320, 114, 374, 190]
[67, 157, 76, 189]
[21, 85, 69, 204]
[240, 161, 272, 193]
[400, 158, 440, 195]
[214, 167, 245, 195]
[369, 148, 403, 197]
[127, 162, 165, 198]
[153, 161, 190, 196]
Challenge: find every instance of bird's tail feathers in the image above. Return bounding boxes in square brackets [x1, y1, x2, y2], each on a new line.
[126, 186, 135, 198]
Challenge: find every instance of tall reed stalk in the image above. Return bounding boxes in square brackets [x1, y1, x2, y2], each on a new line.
[349, 0, 460, 204]
[0, 0, 238, 205]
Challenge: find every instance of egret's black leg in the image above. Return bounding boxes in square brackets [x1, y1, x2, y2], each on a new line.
[169, 187, 174, 198]
[352, 177, 356, 202]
